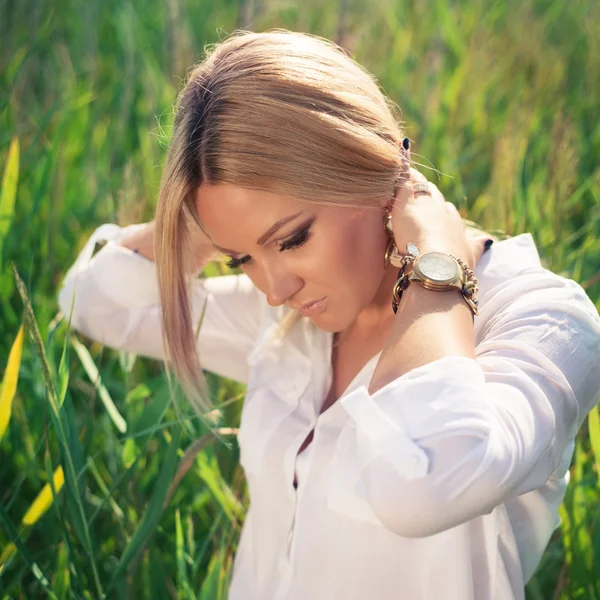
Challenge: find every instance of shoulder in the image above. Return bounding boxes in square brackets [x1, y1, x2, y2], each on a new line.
[474, 234, 600, 403]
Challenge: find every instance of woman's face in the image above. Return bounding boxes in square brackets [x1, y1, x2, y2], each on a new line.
[195, 183, 398, 334]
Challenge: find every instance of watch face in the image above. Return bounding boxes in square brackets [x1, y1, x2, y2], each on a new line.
[416, 253, 460, 283]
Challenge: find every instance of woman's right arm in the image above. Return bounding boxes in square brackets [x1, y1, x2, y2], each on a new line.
[120, 220, 219, 275]
[119, 220, 160, 261]
[57, 222, 265, 385]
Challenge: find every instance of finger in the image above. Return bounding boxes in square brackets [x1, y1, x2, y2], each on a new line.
[466, 224, 490, 238]
[424, 181, 446, 204]
[410, 174, 435, 201]
[392, 176, 413, 210]
[445, 201, 461, 218]
[409, 167, 427, 183]
[409, 174, 437, 203]
[472, 235, 494, 263]
[439, 198, 466, 229]
[393, 169, 419, 211]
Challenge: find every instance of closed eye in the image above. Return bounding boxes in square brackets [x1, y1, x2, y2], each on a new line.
[225, 221, 313, 270]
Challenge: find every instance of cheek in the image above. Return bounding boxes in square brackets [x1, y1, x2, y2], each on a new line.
[326, 222, 384, 285]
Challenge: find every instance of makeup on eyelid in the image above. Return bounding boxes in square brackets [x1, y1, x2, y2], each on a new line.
[225, 219, 314, 269]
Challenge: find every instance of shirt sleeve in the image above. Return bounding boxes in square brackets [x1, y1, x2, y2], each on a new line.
[57, 223, 265, 385]
[337, 269, 600, 538]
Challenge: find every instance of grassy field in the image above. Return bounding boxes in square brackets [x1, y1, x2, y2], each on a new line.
[1, 0, 599, 598]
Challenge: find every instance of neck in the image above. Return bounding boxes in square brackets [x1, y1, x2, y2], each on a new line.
[337, 264, 400, 344]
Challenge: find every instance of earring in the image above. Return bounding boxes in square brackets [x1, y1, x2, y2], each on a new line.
[384, 207, 394, 237]
[384, 139, 411, 269]
[383, 208, 403, 268]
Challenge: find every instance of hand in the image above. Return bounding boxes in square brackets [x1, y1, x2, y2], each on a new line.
[389, 153, 491, 268]
[121, 220, 220, 275]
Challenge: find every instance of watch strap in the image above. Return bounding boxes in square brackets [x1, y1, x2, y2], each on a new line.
[391, 247, 479, 316]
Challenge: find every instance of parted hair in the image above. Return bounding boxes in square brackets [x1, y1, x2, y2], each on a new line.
[154, 29, 407, 415]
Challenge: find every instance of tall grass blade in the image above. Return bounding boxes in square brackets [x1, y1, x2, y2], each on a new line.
[0, 541, 17, 566]
[52, 543, 71, 600]
[107, 423, 182, 591]
[175, 507, 193, 598]
[0, 137, 19, 268]
[87, 456, 125, 521]
[197, 544, 230, 600]
[21, 465, 65, 526]
[163, 430, 230, 509]
[195, 448, 244, 524]
[0, 323, 24, 442]
[70, 334, 127, 433]
[587, 405, 600, 484]
[11, 264, 104, 598]
[56, 295, 75, 409]
[0, 504, 58, 599]
[122, 380, 171, 468]
[148, 547, 170, 599]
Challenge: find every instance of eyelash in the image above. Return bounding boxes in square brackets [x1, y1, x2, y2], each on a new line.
[225, 225, 311, 270]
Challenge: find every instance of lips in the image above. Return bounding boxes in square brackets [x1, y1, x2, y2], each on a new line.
[300, 298, 323, 309]
[299, 297, 324, 310]
[296, 297, 327, 316]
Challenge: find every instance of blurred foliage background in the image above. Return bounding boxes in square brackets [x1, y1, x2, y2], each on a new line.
[1, 0, 599, 598]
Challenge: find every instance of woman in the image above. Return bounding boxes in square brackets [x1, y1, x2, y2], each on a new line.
[58, 30, 600, 599]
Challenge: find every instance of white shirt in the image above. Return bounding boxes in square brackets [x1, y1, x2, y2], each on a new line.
[58, 223, 600, 600]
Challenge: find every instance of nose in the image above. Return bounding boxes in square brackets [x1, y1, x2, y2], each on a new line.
[261, 262, 303, 308]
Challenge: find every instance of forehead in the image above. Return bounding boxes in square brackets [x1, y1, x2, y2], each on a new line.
[194, 183, 312, 249]
[194, 183, 306, 223]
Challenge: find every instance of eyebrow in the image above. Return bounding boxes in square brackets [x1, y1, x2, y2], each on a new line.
[212, 211, 306, 255]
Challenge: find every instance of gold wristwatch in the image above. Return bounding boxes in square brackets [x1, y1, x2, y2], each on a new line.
[391, 243, 479, 316]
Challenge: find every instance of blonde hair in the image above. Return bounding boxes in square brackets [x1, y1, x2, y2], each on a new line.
[154, 29, 407, 414]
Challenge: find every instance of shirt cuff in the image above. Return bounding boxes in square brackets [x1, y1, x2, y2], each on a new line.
[65, 223, 161, 310]
[91, 240, 160, 309]
[339, 356, 484, 481]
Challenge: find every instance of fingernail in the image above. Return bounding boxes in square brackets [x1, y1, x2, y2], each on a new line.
[484, 239, 494, 251]
[402, 137, 410, 150]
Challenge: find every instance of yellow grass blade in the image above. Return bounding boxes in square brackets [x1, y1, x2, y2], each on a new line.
[0, 542, 16, 568]
[21, 466, 65, 526]
[0, 137, 19, 266]
[0, 323, 25, 442]
[588, 404, 600, 488]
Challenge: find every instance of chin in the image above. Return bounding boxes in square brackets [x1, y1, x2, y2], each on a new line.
[307, 311, 354, 335]
[311, 321, 339, 333]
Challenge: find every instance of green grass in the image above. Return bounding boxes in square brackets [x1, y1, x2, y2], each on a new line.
[1, 0, 599, 598]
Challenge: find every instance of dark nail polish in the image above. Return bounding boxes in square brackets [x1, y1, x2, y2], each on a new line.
[402, 137, 410, 150]
[484, 239, 494, 251]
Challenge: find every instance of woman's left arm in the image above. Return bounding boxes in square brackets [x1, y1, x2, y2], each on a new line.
[336, 161, 600, 538]
[340, 269, 600, 538]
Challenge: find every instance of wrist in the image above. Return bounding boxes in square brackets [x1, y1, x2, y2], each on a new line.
[391, 244, 479, 317]
[412, 240, 472, 264]
[399, 278, 468, 310]
[389, 283, 476, 355]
